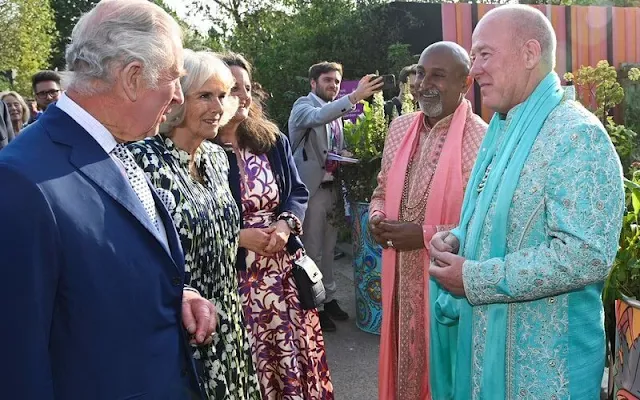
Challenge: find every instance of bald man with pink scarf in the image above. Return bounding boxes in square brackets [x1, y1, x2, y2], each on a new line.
[369, 42, 487, 400]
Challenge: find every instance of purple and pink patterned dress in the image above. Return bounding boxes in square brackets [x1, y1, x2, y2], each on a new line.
[236, 148, 334, 400]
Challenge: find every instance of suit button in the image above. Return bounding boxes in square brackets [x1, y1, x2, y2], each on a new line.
[321, 166, 325, 170]
[323, 150, 327, 154]
[172, 277, 181, 286]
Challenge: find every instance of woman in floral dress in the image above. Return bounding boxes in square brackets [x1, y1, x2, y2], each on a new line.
[128, 50, 261, 400]
[215, 52, 334, 400]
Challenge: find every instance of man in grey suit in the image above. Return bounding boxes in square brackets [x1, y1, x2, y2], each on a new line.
[288, 61, 382, 331]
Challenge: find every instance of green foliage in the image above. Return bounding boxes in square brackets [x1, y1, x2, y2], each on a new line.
[49, 0, 211, 70]
[621, 67, 640, 171]
[0, 0, 57, 95]
[401, 82, 417, 114]
[387, 82, 418, 123]
[604, 170, 640, 357]
[340, 91, 388, 203]
[606, 171, 640, 301]
[330, 91, 388, 230]
[152, 0, 215, 51]
[49, 0, 98, 69]
[565, 61, 640, 173]
[606, 117, 637, 160]
[564, 60, 624, 123]
[568, 63, 640, 297]
[588, 66, 640, 366]
[629, 67, 640, 81]
[218, 0, 416, 129]
[624, 78, 640, 131]
[387, 43, 418, 78]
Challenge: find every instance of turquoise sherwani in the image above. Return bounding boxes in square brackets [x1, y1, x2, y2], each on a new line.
[444, 89, 624, 399]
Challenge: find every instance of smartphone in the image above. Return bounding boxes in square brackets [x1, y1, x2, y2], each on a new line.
[371, 74, 396, 91]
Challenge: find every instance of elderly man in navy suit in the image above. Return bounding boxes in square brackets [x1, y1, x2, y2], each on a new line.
[0, 1, 216, 399]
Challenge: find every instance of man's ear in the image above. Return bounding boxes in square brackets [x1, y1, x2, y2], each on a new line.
[461, 75, 473, 95]
[119, 61, 144, 102]
[522, 39, 542, 70]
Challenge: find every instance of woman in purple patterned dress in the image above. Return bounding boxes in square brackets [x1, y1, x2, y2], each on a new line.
[215, 52, 334, 400]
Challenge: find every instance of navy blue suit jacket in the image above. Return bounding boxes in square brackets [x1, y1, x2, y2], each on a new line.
[221, 133, 309, 270]
[0, 105, 203, 399]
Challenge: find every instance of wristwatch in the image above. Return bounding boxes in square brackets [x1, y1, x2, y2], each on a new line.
[279, 216, 297, 231]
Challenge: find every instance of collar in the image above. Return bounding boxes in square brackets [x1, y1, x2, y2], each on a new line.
[56, 92, 118, 154]
[310, 92, 329, 105]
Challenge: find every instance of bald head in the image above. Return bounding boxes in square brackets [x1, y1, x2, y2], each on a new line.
[421, 41, 471, 78]
[480, 5, 556, 71]
[415, 41, 472, 122]
[470, 5, 557, 113]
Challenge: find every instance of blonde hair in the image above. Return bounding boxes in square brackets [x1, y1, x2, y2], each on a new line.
[160, 50, 238, 135]
[1, 91, 30, 125]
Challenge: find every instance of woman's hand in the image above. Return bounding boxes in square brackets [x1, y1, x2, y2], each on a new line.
[239, 227, 276, 256]
[264, 220, 291, 254]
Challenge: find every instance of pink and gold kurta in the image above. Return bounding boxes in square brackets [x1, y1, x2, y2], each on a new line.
[370, 101, 486, 400]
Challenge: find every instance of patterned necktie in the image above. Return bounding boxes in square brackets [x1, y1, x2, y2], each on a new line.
[111, 143, 159, 230]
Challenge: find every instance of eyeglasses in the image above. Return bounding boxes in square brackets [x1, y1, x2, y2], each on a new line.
[35, 89, 61, 99]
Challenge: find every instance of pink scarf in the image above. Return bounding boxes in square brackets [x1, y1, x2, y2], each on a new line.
[378, 100, 468, 400]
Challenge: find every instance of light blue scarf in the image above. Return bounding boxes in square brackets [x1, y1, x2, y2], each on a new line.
[446, 72, 564, 399]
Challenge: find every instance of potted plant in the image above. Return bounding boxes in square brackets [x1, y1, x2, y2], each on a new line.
[333, 85, 415, 334]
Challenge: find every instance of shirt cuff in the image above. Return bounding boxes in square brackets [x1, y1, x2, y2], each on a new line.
[183, 285, 200, 296]
[347, 93, 358, 107]
[369, 209, 386, 221]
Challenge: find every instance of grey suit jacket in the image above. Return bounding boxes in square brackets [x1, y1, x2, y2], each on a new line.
[287, 93, 354, 196]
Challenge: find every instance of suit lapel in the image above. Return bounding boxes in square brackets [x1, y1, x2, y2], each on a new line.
[151, 185, 184, 272]
[309, 93, 331, 149]
[46, 106, 181, 270]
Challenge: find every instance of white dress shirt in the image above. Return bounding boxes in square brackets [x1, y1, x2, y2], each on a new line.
[56, 93, 169, 246]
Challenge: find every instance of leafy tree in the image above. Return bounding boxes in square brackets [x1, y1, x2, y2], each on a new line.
[151, 0, 216, 51]
[187, 0, 294, 41]
[0, 0, 57, 94]
[49, 0, 212, 70]
[49, 0, 99, 70]
[387, 43, 418, 78]
[215, 0, 418, 128]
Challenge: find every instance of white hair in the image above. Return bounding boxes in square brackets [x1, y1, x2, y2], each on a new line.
[63, 0, 183, 94]
[1, 91, 30, 124]
[486, 4, 557, 70]
[160, 50, 238, 134]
